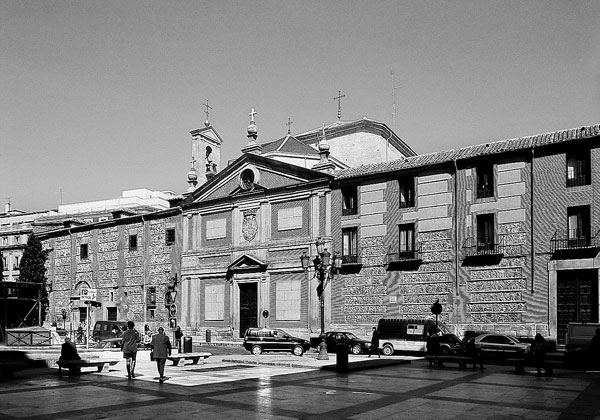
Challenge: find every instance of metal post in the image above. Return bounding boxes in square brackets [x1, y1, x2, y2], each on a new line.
[86, 301, 90, 349]
[320, 272, 325, 334]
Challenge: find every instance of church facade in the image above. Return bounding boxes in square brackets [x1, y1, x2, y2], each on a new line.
[39, 117, 600, 344]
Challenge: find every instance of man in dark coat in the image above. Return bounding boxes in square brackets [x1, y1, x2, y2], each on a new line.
[368, 327, 381, 358]
[151, 326, 172, 383]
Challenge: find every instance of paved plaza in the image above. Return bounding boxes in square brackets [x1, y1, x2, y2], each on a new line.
[1, 349, 599, 420]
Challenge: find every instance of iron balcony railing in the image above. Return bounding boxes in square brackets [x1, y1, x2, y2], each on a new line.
[566, 173, 590, 188]
[341, 254, 360, 265]
[386, 242, 422, 263]
[462, 237, 504, 258]
[342, 207, 357, 216]
[551, 228, 600, 253]
[476, 187, 494, 199]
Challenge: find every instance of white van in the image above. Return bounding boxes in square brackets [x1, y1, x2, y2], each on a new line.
[565, 322, 600, 350]
[377, 318, 450, 356]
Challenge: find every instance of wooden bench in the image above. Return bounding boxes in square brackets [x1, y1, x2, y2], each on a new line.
[425, 355, 477, 368]
[57, 359, 120, 375]
[504, 358, 563, 375]
[166, 352, 211, 366]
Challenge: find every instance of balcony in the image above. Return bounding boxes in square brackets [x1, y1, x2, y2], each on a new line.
[476, 187, 494, 199]
[551, 228, 600, 259]
[386, 243, 422, 271]
[462, 237, 504, 266]
[340, 254, 362, 273]
[566, 174, 590, 188]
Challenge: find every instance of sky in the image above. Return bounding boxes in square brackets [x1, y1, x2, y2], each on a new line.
[1, 0, 599, 212]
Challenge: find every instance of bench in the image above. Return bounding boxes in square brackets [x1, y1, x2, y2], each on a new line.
[166, 352, 211, 366]
[504, 358, 563, 375]
[57, 359, 120, 375]
[425, 355, 477, 369]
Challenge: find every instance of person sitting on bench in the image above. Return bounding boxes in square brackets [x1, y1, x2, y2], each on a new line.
[59, 337, 81, 362]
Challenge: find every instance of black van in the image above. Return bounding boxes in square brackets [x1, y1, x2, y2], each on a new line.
[92, 321, 127, 342]
[377, 318, 450, 356]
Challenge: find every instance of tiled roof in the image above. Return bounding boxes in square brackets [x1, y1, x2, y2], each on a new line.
[261, 135, 319, 156]
[336, 124, 600, 180]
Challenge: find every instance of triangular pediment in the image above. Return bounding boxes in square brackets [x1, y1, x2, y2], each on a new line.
[181, 153, 333, 206]
[228, 254, 268, 273]
[189, 125, 224, 145]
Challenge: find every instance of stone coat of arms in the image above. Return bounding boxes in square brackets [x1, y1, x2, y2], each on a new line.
[242, 209, 258, 242]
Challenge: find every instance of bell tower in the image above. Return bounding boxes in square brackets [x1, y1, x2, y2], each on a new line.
[187, 101, 223, 190]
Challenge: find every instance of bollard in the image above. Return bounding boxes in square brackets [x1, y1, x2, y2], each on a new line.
[336, 343, 349, 373]
[183, 336, 192, 353]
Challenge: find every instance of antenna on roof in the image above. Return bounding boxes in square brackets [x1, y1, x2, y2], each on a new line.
[286, 117, 293, 134]
[391, 69, 402, 133]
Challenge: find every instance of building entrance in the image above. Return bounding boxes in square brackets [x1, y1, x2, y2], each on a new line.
[239, 283, 257, 338]
[557, 269, 598, 345]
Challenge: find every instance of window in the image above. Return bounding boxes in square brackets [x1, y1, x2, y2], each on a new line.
[399, 177, 415, 208]
[566, 150, 591, 187]
[80, 244, 89, 260]
[342, 227, 358, 263]
[14, 236, 20, 244]
[165, 228, 176, 245]
[342, 186, 357, 216]
[13, 255, 19, 270]
[107, 307, 117, 321]
[568, 206, 590, 247]
[398, 224, 415, 259]
[476, 164, 494, 199]
[2, 257, 7, 270]
[476, 214, 495, 252]
[146, 286, 156, 307]
[129, 234, 137, 251]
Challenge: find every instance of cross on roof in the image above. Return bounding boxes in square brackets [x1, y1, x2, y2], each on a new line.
[286, 117, 293, 134]
[203, 100, 213, 121]
[249, 108, 257, 123]
[190, 156, 197, 166]
[334, 90, 345, 119]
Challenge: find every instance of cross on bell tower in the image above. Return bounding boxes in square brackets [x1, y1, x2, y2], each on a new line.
[334, 90, 345, 119]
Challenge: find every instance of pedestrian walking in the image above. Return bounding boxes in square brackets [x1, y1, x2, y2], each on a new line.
[174, 326, 183, 352]
[531, 333, 547, 376]
[121, 320, 141, 379]
[368, 326, 381, 358]
[150, 326, 172, 383]
[426, 326, 444, 367]
[465, 337, 484, 369]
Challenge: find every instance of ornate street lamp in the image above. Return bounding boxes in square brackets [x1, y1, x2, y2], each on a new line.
[300, 238, 342, 334]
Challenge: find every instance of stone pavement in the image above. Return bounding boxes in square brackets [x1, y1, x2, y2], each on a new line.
[1, 348, 599, 419]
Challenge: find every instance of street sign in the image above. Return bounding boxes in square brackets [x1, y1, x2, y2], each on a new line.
[80, 288, 97, 301]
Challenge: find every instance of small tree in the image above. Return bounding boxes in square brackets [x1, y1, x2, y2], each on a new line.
[19, 233, 49, 325]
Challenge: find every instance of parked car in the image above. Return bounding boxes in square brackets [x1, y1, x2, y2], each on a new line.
[313, 331, 372, 355]
[377, 318, 451, 355]
[439, 333, 463, 355]
[243, 328, 312, 356]
[95, 337, 122, 349]
[92, 321, 127, 342]
[474, 334, 530, 358]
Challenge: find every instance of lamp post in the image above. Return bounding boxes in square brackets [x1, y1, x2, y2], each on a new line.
[300, 238, 342, 334]
[430, 299, 443, 332]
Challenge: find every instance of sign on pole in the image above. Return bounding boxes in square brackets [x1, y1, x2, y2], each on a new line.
[80, 288, 97, 301]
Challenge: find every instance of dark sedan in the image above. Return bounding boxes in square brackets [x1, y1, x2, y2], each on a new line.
[315, 331, 372, 355]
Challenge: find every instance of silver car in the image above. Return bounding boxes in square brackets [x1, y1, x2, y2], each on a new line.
[474, 334, 530, 357]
